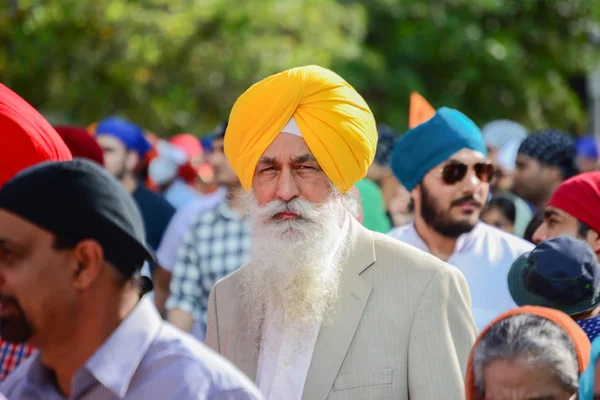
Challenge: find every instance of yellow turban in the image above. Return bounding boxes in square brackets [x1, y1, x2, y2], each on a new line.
[225, 65, 377, 193]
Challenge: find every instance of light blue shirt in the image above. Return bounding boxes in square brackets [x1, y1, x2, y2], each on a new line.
[164, 179, 224, 211]
[0, 296, 263, 400]
[157, 187, 228, 272]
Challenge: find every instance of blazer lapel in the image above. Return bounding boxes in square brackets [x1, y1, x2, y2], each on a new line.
[302, 219, 376, 400]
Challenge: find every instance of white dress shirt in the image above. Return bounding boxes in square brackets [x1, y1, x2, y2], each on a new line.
[256, 216, 350, 399]
[389, 222, 533, 331]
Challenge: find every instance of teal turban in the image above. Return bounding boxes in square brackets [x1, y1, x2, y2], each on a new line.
[391, 107, 487, 192]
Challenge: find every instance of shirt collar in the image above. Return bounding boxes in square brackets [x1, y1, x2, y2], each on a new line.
[408, 221, 482, 257]
[81, 295, 162, 398]
[23, 295, 161, 399]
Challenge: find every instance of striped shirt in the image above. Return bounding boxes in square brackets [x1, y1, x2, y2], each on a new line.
[0, 296, 263, 399]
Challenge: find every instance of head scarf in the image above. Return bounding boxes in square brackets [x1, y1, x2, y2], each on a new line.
[0, 84, 72, 187]
[53, 126, 104, 166]
[576, 135, 598, 161]
[518, 129, 578, 179]
[481, 120, 528, 150]
[548, 171, 600, 235]
[391, 107, 487, 192]
[579, 336, 600, 400]
[465, 306, 591, 400]
[170, 134, 203, 159]
[148, 141, 188, 186]
[225, 65, 377, 193]
[374, 124, 397, 166]
[95, 117, 152, 157]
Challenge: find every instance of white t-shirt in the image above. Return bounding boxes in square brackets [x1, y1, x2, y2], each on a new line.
[389, 222, 533, 331]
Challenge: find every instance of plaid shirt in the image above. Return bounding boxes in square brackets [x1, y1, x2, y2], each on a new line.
[166, 201, 250, 337]
[0, 340, 34, 380]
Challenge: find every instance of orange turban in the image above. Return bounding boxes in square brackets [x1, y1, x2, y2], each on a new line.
[0, 84, 72, 187]
[225, 65, 377, 193]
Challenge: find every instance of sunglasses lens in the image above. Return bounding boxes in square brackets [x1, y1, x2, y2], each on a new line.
[442, 164, 467, 184]
[474, 163, 495, 183]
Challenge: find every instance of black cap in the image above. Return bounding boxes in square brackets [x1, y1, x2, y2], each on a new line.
[0, 158, 154, 276]
[508, 235, 600, 316]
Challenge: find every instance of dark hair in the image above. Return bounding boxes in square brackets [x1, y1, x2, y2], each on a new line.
[484, 196, 517, 224]
[578, 221, 591, 238]
[213, 120, 228, 140]
[524, 211, 545, 244]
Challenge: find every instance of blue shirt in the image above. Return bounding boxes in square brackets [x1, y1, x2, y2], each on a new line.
[577, 314, 600, 343]
[0, 297, 263, 400]
[132, 184, 176, 250]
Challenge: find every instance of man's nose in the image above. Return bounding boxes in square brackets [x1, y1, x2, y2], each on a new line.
[276, 168, 300, 202]
[532, 223, 547, 244]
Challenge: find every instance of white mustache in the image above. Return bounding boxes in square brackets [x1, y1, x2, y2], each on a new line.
[257, 198, 321, 222]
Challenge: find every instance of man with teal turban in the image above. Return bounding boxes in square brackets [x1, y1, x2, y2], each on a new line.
[206, 67, 477, 399]
[389, 107, 533, 332]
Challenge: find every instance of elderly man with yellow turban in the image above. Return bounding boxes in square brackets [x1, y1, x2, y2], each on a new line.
[205, 66, 477, 400]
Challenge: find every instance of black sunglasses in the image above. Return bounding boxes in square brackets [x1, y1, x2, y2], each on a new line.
[440, 162, 496, 185]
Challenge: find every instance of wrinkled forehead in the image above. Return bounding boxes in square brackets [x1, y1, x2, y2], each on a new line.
[260, 132, 316, 164]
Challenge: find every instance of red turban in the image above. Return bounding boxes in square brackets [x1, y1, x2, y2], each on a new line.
[54, 126, 104, 166]
[548, 171, 600, 234]
[170, 134, 203, 184]
[0, 84, 72, 187]
[170, 134, 203, 159]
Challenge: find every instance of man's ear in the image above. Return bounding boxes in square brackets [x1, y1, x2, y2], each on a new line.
[587, 230, 600, 259]
[71, 239, 104, 290]
[411, 184, 421, 206]
[544, 165, 564, 183]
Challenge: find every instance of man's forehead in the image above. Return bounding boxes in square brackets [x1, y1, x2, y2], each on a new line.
[0, 209, 51, 246]
[544, 206, 574, 220]
[261, 133, 314, 161]
[516, 153, 535, 164]
[434, 148, 486, 169]
[96, 135, 126, 150]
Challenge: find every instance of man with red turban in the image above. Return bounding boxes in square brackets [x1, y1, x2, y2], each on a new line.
[0, 84, 72, 380]
[532, 171, 600, 258]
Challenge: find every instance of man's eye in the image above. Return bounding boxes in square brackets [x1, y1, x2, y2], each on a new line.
[298, 165, 315, 170]
[0, 248, 16, 262]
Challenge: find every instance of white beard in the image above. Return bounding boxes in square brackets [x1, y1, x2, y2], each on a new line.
[238, 191, 352, 344]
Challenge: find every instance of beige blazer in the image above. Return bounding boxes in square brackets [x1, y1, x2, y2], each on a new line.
[206, 218, 477, 399]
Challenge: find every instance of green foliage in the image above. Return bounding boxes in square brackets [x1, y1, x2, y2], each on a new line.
[1, 0, 599, 135]
[336, 0, 600, 133]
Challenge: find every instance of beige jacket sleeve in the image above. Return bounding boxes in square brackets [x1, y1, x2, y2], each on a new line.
[408, 266, 477, 399]
[205, 285, 219, 351]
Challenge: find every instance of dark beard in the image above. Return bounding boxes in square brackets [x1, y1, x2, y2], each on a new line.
[420, 184, 477, 238]
[0, 295, 34, 344]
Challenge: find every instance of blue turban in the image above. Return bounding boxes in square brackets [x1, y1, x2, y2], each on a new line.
[576, 135, 598, 160]
[391, 107, 487, 192]
[95, 117, 152, 157]
[518, 129, 578, 179]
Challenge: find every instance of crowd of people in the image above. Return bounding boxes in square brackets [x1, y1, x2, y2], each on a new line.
[0, 64, 599, 399]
